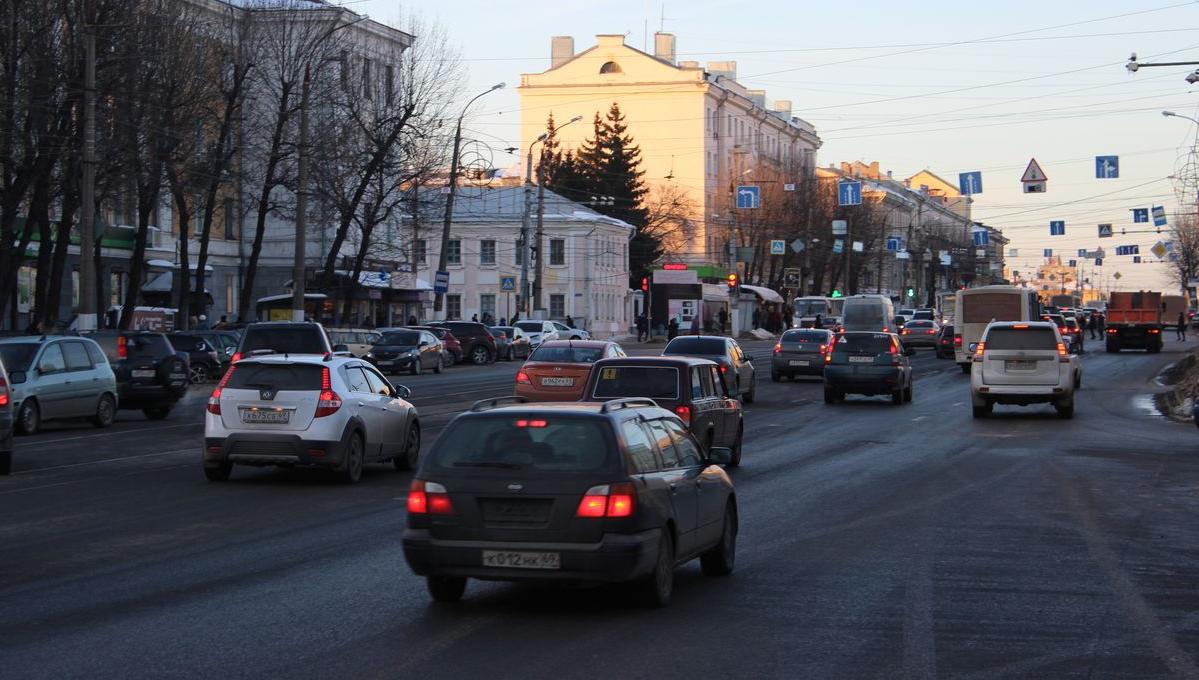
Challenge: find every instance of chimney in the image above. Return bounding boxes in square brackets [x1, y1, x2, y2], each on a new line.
[869, 161, 880, 178]
[772, 100, 792, 118]
[654, 32, 676, 64]
[678, 60, 700, 69]
[747, 89, 766, 109]
[551, 36, 574, 69]
[706, 60, 737, 80]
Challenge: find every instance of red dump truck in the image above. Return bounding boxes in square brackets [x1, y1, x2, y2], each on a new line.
[1105, 291, 1163, 353]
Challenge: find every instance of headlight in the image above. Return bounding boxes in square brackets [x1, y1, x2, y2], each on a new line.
[407, 350, 419, 358]
[968, 343, 978, 352]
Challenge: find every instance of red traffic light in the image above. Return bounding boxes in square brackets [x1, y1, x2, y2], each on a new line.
[641, 277, 649, 292]
[727, 273, 738, 289]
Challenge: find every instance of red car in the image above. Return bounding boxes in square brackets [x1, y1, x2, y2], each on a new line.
[409, 326, 462, 366]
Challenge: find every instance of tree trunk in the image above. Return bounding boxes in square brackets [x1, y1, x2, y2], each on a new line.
[238, 91, 291, 322]
[47, 164, 79, 326]
[167, 167, 191, 330]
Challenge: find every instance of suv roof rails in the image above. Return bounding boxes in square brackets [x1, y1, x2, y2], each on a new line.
[599, 397, 659, 413]
[470, 395, 530, 412]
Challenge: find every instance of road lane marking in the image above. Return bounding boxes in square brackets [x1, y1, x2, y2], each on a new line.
[21, 422, 198, 447]
[10, 447, 195, 476]
[911, 415, 927, 422]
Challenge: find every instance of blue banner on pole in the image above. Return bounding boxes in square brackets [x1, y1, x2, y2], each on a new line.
[1152, 205, 1167, 227]
[1049, 220, 1065, 236]
[1132, 208, 1149, 223]
[1043, 248, 1053, 258]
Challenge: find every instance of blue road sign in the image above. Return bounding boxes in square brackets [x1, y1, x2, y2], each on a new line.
[1069, 259, 1077, 267]
[886, 236, 902, 251]
[1077, 248, 1088, 257]
[434, 269, 450, 294]
[958, 171, 983, 195]
[832, 239, 844, 254]
[736, 185, 760, 209]
[1116, 245, 1141, 256]
[1095, 258, 1103, 266]
[1095, 156, 1119, 179]
[972, 229, 989, 246]
[1049, 220, 1065, 236]
[500, 275, 516, 292]
[1132, 208, 1149, 223]
[769, 239, 786, 255]
[1044, 248, 1053, 258]
[1133, 255, 1142, 263]
[1153, 205, 1167, 227]
[1098, 223, 1113, 238]
[838, 181, 862, 206]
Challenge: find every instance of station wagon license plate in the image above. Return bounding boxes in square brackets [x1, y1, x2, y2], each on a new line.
[240, 408, 290, 424]
[789, 360, 809, 367]
[132, 369, 155, 378]
[482, 550, 560, 570]
[540, 376, 574, 387]
[849, 356, 874, 364]
[1005, 360, 1036, 371]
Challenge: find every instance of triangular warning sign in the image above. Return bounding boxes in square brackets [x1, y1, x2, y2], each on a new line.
[1021, 158, 1047, 183]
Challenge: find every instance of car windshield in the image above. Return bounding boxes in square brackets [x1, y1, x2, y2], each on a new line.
[793, 299, 829, 316]
[241, 327, 327, 354]
[515, 322, 544, 332]
[431, 415, 614, 472]
[529, 346, 604, 363]
[663, 337, 726, 355]
[913, 310, 934, 320]
[225, 362, 324, 390]
[843, 304, 886, 327]
[591, 366, 679, 400]
[0, 343, 40, 371]
[985, 327, 1057, 350]
[378, 331, 420, 345]
[781, 330, 829, 343]
[836, 334, 893, 353]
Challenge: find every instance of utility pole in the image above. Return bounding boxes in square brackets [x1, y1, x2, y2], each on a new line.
[521, 133, 546, 318]
[292, 64, 310, 322]
[843, 216, 852, 296]
[532, 114, 581, 312]
[78, 16, 97, 332]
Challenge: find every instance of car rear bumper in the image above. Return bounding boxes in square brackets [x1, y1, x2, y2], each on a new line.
[771, 355, 824, 375]
[204, 433, 348, 468]
[402, 527, 661, 585]
[118, 383, 185, 408]
[824, 366, 904, 394]
[972, 382, 1071, 405]
[513, 384, 586, 401]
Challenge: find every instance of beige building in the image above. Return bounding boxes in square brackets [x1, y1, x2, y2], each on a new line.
[519, 33, 822, 270]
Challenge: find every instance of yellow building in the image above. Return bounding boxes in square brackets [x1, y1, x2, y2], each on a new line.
[519, 33, 822, 268]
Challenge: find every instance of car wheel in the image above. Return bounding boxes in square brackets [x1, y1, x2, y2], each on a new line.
[729, 424, 743, 468]
[891, 389, 903, 406]
[427, 575, 467, 603]
[92, 393, 116, 428]
[639, 531, 674, 607]
[410, 358, 422, 376]
[188, 362, 209, 384]
[904, 383, 913, 403]
[700, 503, 737, 577]
[204, 462, 232, 482]
[339, 432, 364, 484]
[771, 371, 780, 383]
[0, 449, 11, 476]
[823, 387, 837, 405]
[143, 405, 171, 420]
[16, 399, 39, 435]
[972, 401, 992, 418]
[1055, 399, 1075, 419]
[433, 355, 443, 374]
[470, 345, 490, 365]
[395, 422, 421, 471]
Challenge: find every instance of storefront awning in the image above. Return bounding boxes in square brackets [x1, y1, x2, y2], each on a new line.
[740, 284, 784, 304]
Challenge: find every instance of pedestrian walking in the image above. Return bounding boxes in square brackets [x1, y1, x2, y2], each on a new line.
[214, 315, 230, 330]
[718, 307, 729, 334]
[471, 314, 478, 323]
[498, 317, 506, 326]
[752, 308, 761, 330]
[565, 315, 575, 329]
[690, 313, 701, 335]
[768, 309, 781, 333]
[668, 316, 679, 339]
[1178, 312, 1187, 341]
[407, 314, 418, 326]
[1087, 313, 1097, 339]
[814, 313, 823, 330]
[636, 313, 648, 342]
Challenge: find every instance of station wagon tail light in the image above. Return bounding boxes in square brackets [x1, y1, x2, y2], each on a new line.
[0, 375, 8, 407]
[954, 335, 962, 347]
[973, 341, 986, 359]
[1057, 342, 1070, 362]
[206, 365, 236, 415]
[230, 351, 242, 363]
[773, 342, 782, 354]
[117, 335, 128, 359]
[576, 482, 636, 518]
[674, 405, 691, 424]
[408, 480, 454, 515]
[514, 419, 548, 428]
[516, 369, 531, 385]
[927, 329, 936, 334]
[1107, 328, 1118, 334]
[315, 366, 342, 417]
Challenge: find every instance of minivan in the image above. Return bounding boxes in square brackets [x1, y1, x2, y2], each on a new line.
[841, 295, 899, 334]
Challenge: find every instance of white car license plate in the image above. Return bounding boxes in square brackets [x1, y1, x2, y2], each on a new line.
[240, 408, 290, 424]
[132, 369, 155, 378]
[540, 376, 574, 387]
[482, 550, 560, 570]
[789, 360, 809, 367]
[1005, 360, 1036, 370]
[849, 356, 874, 364]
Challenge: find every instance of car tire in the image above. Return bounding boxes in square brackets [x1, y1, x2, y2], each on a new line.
[639, 531, 674, 608]
[395, 422, 421, 471]
[427, 575, 467, 603]
[410, 358, 422, 376]
[339, 432, 364, 484]
[433, 356, 443, 374]
[143, 405, 171, 420]
[892, 389, 903, 406]
[771, 372, 780, 383]
[729, 424, 743, 468]
[16, 399, 39, 435]
[1055, 399, 1075, 419]
[904, 383, 913, 403]
[92, 393, 116, 428]
[204, 462, 232, 482]
[189, 363, 209, 385]
[469, 345, 490, 366]
[960, 363, 971, 374]
[700, 503, 737, 577]
[823, 387, 837, 405]
[972, 401, 991, 418]
[0, 449, 11, 475]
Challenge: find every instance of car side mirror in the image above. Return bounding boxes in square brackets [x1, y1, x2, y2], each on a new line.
[394, 384, 412, 400]
[332, 344, 349, 353]
[419, 340, 429, 347]
[9, 370, 26, 384]
[707, 447, 733, 465]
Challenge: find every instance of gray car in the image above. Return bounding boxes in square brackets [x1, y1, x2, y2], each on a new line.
[662, 335, 756, 403]
[771, 328, 835, 381]
[0, 336, 119, 435]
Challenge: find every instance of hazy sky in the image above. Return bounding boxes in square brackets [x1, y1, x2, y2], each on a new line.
[360, 0, 1199, 291]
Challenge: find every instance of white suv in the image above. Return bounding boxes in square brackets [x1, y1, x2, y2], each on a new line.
[203, 355, 420, 483]
[971, 321, 1081, 419]
[514, 320, 560, 347]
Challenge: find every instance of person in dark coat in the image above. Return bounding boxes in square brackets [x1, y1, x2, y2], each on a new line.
[668, 316, 679, 339]
[718, 308, 729, 334]
[636, 313, 648, 342]
[565, 315, 575, 328]
[1087, 313, 1097, 339]
[752, 308, 761, 329]
[1178, 312, 1188, 341]
[407, 314, 418, 326]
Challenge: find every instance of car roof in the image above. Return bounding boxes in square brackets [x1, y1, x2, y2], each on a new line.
[535, 339, 611, 348]
[593, 355, 716, 367]
[467, 399, 673, 419]
[988, 320, 1055, 330]
[233, 354, 358, 367]
[0, 335, 79, 344]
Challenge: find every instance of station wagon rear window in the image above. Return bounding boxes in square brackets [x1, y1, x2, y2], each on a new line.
[836, 334, 893, 353]
[529, 346, 603, 363]
[984, 327, 1057, 350]
[592, 366, 679, 400]
[225, 363, 324, 391]
[781, 330, 829, 342]
[663, 338, 725, 355]
[432, 416, 614, 471]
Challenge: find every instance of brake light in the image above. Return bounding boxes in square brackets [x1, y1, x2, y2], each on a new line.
[954, 335, 962, 347]
[719, 365, 727, 374]
[927, 329, 936, 334]
[206, 365, 236, 415]
[819, 343, 829, 354]
[408, 480, 454, 515]
[674, 405, 691, 424]
[575, 482, 636, 518]
[516, 370, 531, 384]
[973, 341, 986, 358]
[825, 351, 833, 364]
[1107, 328, 1118, 334]
[1149, 328, 1161, 334]
[0, 376, 8, 408]
[118, 335, 128, 359]
[314, 366, 342, 417]
[773, 342, 782, 354]
[230, 351, 242, 363]
[514, 419, 548, 428]
[1057, 342, 1070, 362]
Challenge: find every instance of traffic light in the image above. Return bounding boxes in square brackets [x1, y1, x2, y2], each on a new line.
[905, 286, 915, 299]
[727, 272, 739, 293]
[640, 277, 649, 293]
[831, 289, 843, 298]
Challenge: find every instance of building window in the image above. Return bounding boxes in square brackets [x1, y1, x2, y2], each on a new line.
[446, 294, 461, 320]
[413, 239, 426, 265]
[224, 198, 236, 240]
[550, 294, 565, 319]
[480, 294, 495, 320]
[515, 239, 523, 266]
[385, 64, 395, 104]
[447, 239, 461, 265]
[549, 239, 565, 266]
[480, 239, 496, 266]
[599, 61, 622, 74]
[109, 272, 124, 310]
[362, 58, 372, 100]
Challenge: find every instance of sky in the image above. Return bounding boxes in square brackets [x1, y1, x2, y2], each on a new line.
[357, 0, 1199, 292]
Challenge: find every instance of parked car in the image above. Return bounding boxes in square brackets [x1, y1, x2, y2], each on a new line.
[203, 355, 421, 482]
[898, 319, 940, 349]
[192, 330, 241, 362]
[661, 335, 756, 403]
[409, 326, 462, 366]
[167, 333, 225, 383]
[326, 328, 382, 359]
[971, 321, 1081, 419]
[823, 332, 914, 406]
[0, 336, 119, 435]
[372, 328, 444, 375]
[0, 355, 14, 474]
[232, 321, 335, 363]
[87, 330, 189, 420]
[428, 321, 496, 365]
[935, 324, 957, 359]
[582, 356, 744, 465]
[489, 326, 532, 361]
[514, 340, 626, 402]
[514, 320, 560, 347]
[771, 328, 835, 381]
[402, 397, 737, 606]
[551, 321, 590, 340]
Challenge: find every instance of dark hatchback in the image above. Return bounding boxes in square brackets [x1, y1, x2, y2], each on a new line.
[581, 356, 743, 466]
[936, 324, 957, 359]
[823, 332, 915, 406]
[661, 335, 756, 403]
[429, 321, 496, 365]
[167, 333, 224, 383]
[771, 328, 834, 381]
[87, 331, 189, 420]
[373, 329, 444, 375]
[402, 398, 737, 607]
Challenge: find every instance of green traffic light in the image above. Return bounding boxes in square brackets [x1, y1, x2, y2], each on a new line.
[831, 290, 843, 298]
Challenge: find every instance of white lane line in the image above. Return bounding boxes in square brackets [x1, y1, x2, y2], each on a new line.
[22, 422, 197, 446]
[11, 447, 195, 476]
[953, 402, 964, 407]
[911, 415, 927, 422]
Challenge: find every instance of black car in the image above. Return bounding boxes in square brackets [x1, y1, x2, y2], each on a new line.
[661, 335, 756, 403]
[936, 324, 957, 359]
[823, 332, 915, 405]
[771, 328, 835, 381]
[87, 331, 189, 420]
[233, 322, 335, 362]
[489, 326, 531, 361]
[428, 321, 496, 365]
[372, 329, 445, 375]
[402, 397, 737, 606]
[582, 356, 744, 466]
[0, 356, 13, 474]
[167, 333, 224, 383]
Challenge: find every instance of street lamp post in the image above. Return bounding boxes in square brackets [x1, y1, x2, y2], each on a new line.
[434, 82, 505, 316]
[533, 114, 583, 312]
[521, 132, 548, 318]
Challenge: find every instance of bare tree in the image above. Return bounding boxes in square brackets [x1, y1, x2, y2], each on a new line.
[1169, 213, 1199, 293]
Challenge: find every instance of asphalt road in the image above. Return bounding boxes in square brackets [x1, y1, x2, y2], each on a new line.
[4, 337, 1199, 678]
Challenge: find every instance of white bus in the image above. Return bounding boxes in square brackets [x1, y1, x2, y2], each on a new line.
[842, 294, 899, 334]
[954, 286, 1043, 372]
[791, 296, 845, 329]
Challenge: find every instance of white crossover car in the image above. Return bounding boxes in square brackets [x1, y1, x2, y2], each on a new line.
[970, 321, 1081, 419]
